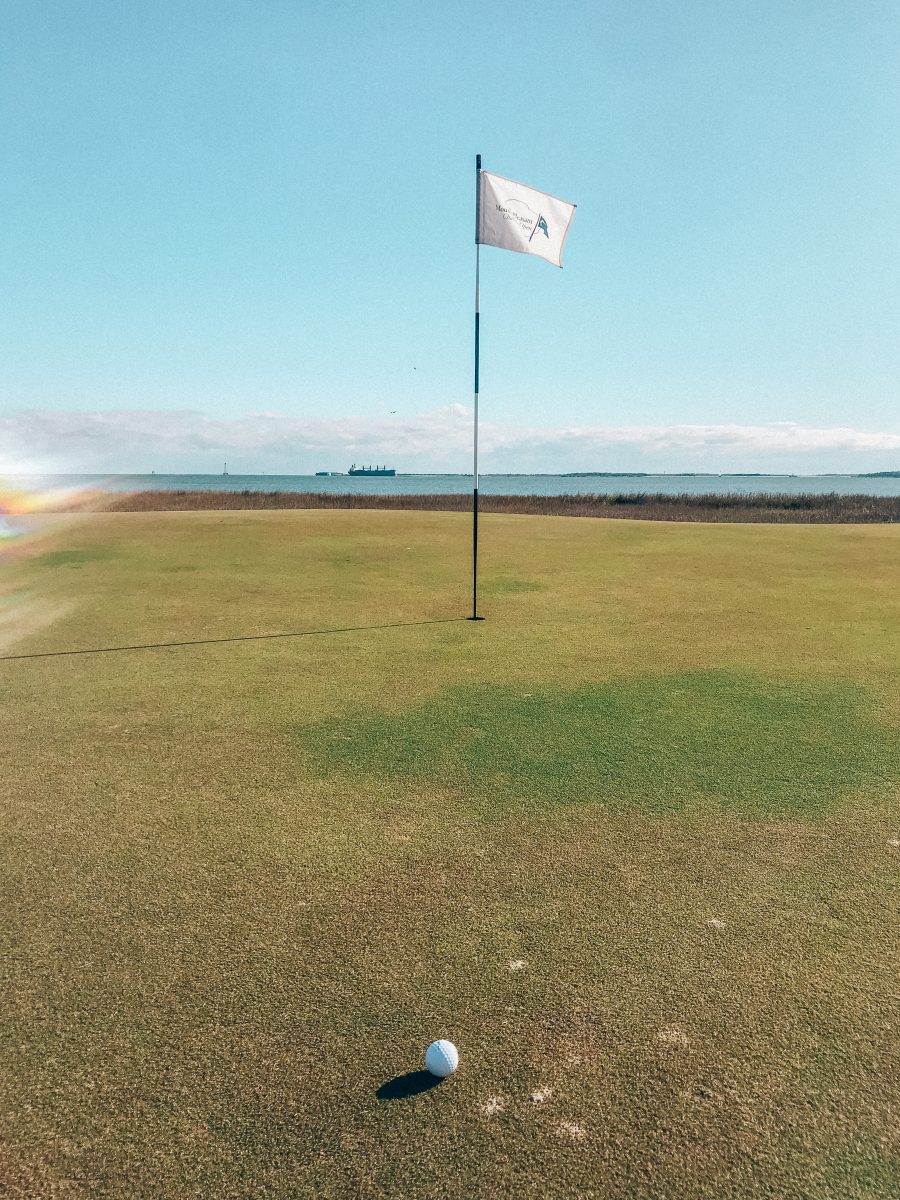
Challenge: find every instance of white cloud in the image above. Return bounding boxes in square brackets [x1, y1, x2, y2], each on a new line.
[3, 407, 900, 475]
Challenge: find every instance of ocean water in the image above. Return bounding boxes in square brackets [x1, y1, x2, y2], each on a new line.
[15, 472, 900, 498]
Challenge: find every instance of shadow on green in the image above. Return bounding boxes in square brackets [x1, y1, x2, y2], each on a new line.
[303, 670, 900, 818]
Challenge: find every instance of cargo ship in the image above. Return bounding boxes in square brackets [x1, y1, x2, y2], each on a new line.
[348, 464, 396, 476]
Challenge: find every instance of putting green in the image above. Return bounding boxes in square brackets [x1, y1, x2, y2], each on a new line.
[1, 509, 898, 1199]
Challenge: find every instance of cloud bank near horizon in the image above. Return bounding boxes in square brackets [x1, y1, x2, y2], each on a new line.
[4, 406, 900, 475]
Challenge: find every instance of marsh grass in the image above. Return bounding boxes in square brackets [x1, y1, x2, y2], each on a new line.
[82, 488, 900, 522]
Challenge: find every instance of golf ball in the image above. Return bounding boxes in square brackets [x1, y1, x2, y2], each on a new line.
[424, 1039, 459, 1078]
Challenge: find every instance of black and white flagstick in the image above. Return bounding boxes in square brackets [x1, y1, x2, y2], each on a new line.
[469, 153, 485, 621]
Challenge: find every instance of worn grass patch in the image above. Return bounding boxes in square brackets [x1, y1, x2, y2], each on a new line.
[306, 671, 900, 818]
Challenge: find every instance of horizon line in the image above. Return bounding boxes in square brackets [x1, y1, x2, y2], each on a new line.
[6, 470, 900, 480]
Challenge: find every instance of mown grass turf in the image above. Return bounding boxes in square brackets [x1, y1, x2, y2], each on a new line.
[1, 510, 899, 1199]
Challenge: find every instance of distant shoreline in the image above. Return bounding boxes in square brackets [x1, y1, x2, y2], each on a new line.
[57, 489, 900, 523]
[12, 470, 900, 479]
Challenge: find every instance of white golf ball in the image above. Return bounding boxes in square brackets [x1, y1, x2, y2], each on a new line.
[424, 1039, 459, 1078]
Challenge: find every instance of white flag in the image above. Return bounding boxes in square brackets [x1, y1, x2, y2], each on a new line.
[478, 170, 576, 268]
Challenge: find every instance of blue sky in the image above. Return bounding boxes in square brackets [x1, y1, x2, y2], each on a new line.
[2, 1, 899, 473]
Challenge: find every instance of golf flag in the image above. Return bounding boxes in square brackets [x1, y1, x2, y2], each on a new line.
[478, 170, 576, 268]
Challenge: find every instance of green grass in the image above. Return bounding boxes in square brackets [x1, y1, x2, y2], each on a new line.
[1, 510, 899, 1199]
[307, 672, 900, 818]
[35, 546, 118, 567]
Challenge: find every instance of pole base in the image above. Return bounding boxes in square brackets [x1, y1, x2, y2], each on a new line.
[467, 615, 486, 621]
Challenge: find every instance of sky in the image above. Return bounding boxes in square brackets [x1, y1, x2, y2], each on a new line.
[2, 0, 899, 475]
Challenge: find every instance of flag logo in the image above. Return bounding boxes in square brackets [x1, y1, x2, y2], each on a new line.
[530, 214, 550, 242]
[478, 170, 576, 268]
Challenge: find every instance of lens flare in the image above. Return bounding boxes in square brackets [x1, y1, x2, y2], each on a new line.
[0, 475, 103, 654]
[0, 478, 96, 518]
[2, 478, 84, 562]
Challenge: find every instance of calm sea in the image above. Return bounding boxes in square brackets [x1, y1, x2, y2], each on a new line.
[18, 472, 900, 498]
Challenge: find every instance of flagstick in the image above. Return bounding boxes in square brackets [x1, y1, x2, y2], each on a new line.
[469, 153, 485, 621]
